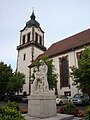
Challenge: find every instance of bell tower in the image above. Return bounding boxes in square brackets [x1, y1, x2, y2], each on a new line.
[16, 10, 46, 95]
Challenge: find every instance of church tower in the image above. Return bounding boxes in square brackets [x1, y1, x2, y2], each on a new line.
[17, 10, 46, 95]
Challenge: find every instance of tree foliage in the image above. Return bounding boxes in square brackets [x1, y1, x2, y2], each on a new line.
[7, 72, 25, 95]
[0, 62, 12, 95]
[70, 47, 90, 93]
[32, 56, 58, 90]
[0, 61, 25, 95]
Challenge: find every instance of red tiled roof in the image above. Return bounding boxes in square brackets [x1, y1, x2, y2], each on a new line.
[44, 28, 90, 57]
[29, 28, 90, 67]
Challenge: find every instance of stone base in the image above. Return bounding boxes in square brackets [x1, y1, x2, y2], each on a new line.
[23, 113, 83, 120]
[28, 94, 56, 118]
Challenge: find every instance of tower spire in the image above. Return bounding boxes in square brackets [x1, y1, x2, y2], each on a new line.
[32, 7, 34, 13]
[30, 7, 36, 20]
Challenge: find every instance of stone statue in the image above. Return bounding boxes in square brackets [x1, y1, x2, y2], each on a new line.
[28, 60, 56, 118]
[32, 60, 49, 94]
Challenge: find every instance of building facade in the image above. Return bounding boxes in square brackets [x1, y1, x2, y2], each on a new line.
[39, 29, 90, 97]
[17, 11, 90, 97]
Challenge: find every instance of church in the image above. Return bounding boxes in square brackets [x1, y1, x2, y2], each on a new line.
[16, 11, 90, 97]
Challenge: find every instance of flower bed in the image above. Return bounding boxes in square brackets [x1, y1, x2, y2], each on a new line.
[20, 108, 28, 114]
[72, 108, 84, 117]
[57, 103, 84, 117]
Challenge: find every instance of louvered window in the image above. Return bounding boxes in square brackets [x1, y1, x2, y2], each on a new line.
[22, 35, 25, 44]
[35, 33, 38, 43]
[27, 33, 30, 42]
[39, 35, 42, 45]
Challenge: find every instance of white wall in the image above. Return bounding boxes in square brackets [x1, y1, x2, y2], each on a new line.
[17, 47, 31, 94]
[51, 47, 85, 97]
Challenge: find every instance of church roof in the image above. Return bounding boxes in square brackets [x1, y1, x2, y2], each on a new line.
[26, 11, 40, 28]
[29, 28, 90, 67]
[21, 11, 44, 32]
[44, 28, 90, 57]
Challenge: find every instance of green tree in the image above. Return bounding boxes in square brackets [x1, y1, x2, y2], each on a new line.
[7, 72, 25, 95]
[70, 47, 90, 95]
[0, 62, 12, 95]
[0, 61, 25, 95]
[32, 56, 58, 92]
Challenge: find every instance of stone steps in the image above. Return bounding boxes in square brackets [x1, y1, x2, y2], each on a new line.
[23, 113, 83, 120]
[72, 117, 82, 120]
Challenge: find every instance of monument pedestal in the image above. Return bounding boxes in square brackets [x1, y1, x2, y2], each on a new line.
[28, 93, 56, 118]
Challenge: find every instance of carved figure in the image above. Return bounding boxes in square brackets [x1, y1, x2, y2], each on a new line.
[32, 60, 49, 93]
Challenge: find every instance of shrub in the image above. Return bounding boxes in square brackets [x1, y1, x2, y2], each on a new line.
[6, 101, 20, 111]
[84, 106, 90, 120]
[0, 101, 25, 120]
[62, 102, 75, 114]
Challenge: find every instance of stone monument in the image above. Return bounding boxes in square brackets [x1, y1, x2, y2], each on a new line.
[28, 60, 56, 118]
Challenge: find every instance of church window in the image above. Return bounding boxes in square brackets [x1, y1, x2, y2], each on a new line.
[27, 32, 30, 42]
[59, 56, 69, 88]
[39, 35, 42, 45]
[23, 53, 26, 61]
[22, 35, 26, 44]
[35, 33, 38, 43]
[76, 51, 83, 66]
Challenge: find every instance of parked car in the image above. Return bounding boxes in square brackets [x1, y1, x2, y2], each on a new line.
[56, 95, 68, 105]
[70, 93, 90, 105]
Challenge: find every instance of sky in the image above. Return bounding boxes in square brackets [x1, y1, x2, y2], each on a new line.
[0, 0, 90, 71]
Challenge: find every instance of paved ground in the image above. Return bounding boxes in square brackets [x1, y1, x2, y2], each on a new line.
[0, 101, 28, 110]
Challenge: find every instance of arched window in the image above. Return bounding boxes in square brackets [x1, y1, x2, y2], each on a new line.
[22, 35, 25, 44]
[39, 35, 42, 45]
[27, 32, 30, 42]
[59, 56, 69, 88]
[35, 33, 38, 43]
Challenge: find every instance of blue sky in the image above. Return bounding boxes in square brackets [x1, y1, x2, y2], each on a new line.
[0, 0, 90, 71]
